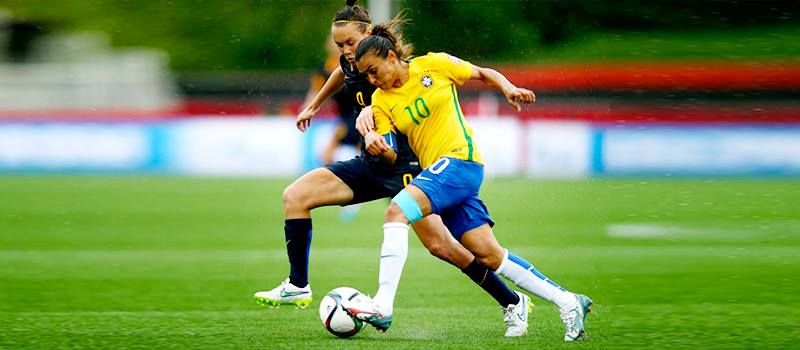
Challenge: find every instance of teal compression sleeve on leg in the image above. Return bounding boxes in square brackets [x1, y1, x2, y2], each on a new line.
[391, 189, 423, 223]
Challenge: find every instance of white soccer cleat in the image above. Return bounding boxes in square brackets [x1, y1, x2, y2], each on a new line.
[561, 293, 593, 341]
[340, 294, 393, 332]
[502, 291, 532, 337]
[254, 278, 312, 308]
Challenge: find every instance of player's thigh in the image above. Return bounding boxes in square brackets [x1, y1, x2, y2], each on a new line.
[404, 184, 433, 216]
[406, 157, 483, 216]
[411, 215, 474, 268]
[386, 184, 434, 222]
[284, 168, 354, 208]
[459, 224, 505, 270]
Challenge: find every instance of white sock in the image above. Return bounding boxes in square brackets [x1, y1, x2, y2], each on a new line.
[496, 249, 576, 310]
[372, 222, 409, 315]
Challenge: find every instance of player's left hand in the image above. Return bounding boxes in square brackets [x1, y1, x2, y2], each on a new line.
[296, 108, 314, 132]
[364, 131, 390, 156]
[504, 87, 535, 111]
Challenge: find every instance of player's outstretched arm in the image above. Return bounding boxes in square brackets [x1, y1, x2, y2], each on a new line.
[296, 67, 346, 132]
[470, 66, 535, 111]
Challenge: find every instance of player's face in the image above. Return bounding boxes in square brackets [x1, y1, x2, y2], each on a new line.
[356, 52, 397, 90]
[331, 23, 369, 65]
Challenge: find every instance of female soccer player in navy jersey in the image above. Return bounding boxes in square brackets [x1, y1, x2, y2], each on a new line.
[343, 24, 593, 341]
[255, 0, 532, 337]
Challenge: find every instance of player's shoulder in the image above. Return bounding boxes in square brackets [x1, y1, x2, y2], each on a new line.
[371, 86, 386, 99]
[414, 52, 461, 65]
[370, 88, 389, 108]
[412, 52, 465, 70]
[412, 52, 449, 64]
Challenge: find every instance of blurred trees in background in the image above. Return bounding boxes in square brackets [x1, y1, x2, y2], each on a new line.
[2, 0, 342, 71]
[2, 0, 797, 71]
[402, 0, 798, 60]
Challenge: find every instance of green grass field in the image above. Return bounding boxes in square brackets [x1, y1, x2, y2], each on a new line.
[1, 176, 799, 349]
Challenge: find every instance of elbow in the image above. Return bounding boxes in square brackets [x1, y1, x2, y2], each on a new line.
[477, 67, 494, 83]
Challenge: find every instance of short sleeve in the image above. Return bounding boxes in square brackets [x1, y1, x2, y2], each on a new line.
[431, 52, 473, 86]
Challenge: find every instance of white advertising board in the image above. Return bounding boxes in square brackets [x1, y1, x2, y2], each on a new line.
[601, 127, 800, 176]
[0, 123, 149, 171]
[469, 117, 522, 176]
[169, 118, 302, 176]
[525, 121, 592, 178]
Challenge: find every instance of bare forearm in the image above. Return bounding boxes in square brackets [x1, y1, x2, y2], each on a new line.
[478, 67, 516, 95]
[306, 67, 345, 112]
[470, 65, 535, 111]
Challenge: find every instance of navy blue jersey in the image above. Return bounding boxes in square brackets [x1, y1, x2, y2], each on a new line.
[339, 55, 419, 174]
[317, 63, 358, 146]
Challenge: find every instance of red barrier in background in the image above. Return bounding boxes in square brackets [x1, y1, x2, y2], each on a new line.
[477, 60, 800, 92]
[181, 60, 800, 122]
[2, 61, 798, 122]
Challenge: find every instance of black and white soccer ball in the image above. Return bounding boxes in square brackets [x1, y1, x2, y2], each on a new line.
[318, 287, 368, 338]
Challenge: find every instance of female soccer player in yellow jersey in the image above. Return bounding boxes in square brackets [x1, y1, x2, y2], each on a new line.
[255, 0, 533, 337]
[343, 24, 593, 341]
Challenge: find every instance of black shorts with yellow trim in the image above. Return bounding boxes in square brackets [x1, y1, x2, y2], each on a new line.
[325, 157, 420, 206]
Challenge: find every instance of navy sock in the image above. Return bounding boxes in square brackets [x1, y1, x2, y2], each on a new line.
[285, 218, 312, 287]
[462, 259, 520, 307]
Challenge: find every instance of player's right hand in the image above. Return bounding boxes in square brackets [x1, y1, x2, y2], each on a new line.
[355, 106, 374, 136]
[504, 87, 535, 112]
[296, 108, 314, 132]
[364, 130, 390, 156]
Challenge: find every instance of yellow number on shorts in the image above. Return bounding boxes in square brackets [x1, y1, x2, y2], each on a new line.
[403, 173, 413, 187]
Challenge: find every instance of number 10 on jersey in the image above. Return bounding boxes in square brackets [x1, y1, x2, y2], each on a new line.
[404, 98, 430, 125]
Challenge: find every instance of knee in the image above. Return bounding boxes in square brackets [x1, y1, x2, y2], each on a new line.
[384, 203, 407, 223]
[283, 184, 310, 211]
[426, 241, 451, 261]
[476, 251, 504, 270]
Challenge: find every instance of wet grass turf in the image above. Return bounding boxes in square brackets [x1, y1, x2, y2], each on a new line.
[1, 176, 798, 349]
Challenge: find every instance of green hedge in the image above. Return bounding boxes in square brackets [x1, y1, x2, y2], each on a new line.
[3, 0, 797, 71]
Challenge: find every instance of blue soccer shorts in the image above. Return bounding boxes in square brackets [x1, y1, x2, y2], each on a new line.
[400, 157, 494, 240]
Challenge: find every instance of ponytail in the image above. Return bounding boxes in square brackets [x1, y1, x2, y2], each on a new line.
[355, 12, 414, 61]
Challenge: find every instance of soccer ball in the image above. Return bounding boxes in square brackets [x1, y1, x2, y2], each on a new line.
[318, 287, 368, 338]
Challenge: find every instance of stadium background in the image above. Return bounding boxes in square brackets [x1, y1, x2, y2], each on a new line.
[1, 1, 798, 349]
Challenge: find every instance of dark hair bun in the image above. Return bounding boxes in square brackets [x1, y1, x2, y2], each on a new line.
[371, 25, 396, 45]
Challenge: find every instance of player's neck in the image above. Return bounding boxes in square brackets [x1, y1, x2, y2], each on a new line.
[393, 61, 410, 88]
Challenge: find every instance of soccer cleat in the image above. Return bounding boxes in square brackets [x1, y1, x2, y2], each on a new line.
[254, 278, 312, 308]
[340, 294, 393, 332]
[561, 294, 593, 341]
[502, 291, 532, 337]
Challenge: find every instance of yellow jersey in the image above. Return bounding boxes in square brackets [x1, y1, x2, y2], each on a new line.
[372, 52, 482, 168]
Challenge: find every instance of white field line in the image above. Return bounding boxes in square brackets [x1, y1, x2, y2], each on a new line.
[605, 221, 800, 239]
